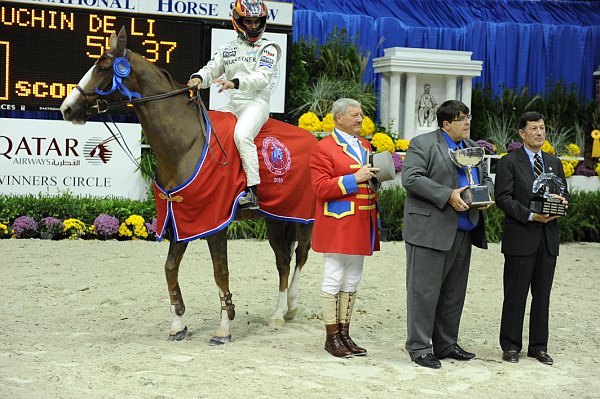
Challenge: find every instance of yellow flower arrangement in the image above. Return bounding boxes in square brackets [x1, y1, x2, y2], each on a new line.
[321, 113, 335, 132]
[565, 143, 581, 156]
[0, 222, 12, 239]
[359, 116, 375, 137]
[63, 218, 87, 239]
[395, 139, 410, 152]
[561, 159, 575, 178]
[298, 112, 322, 132]
[499, 152, 508, 157]
[541, 140, 555, 155]
[596, 162, 600, 177]
[119, 214, 148, 240]
[370, 132, 395, 153]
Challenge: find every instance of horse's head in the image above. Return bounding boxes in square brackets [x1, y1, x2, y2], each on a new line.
[61, 27, 136, 124]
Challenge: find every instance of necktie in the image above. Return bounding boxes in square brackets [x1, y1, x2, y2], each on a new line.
[533, 153, 543, 177]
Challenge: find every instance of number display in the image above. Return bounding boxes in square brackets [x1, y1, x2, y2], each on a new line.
[0, 4, 206, 112]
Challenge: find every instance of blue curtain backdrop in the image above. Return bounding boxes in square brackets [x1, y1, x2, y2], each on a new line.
[285, 0, 600, 101]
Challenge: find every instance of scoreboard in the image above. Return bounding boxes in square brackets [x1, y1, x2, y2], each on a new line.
[0, 3, 209, 113]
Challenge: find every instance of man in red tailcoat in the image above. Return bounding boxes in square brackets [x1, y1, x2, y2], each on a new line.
[310, 98, 381, 358]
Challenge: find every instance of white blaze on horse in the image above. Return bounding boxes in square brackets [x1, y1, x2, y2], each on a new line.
[61, 27, 316, 344]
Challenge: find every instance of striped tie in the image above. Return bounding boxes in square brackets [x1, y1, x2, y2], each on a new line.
[534, 153, 543, 177]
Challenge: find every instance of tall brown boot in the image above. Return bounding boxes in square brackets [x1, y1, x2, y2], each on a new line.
[338, 291, 368, 356]
[324, 324, 353, 358]
[321, 292, 353, 358]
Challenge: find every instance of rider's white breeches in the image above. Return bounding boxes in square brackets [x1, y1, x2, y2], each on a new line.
[225, 100, 269, 187]
[321, 253, 365, 294]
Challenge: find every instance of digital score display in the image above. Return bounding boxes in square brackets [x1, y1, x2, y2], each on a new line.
[0, 3, 207, 113]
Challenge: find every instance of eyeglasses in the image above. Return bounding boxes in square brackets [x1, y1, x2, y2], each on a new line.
[452, 114, 472, 123]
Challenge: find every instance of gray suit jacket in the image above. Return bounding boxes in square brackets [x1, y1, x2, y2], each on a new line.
[401, 129, 493, 251]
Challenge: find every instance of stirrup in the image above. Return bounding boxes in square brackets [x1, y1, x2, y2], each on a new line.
[238, 189, 258, 209]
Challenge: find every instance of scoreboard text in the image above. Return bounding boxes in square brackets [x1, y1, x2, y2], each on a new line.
[0, 3, 206, 112]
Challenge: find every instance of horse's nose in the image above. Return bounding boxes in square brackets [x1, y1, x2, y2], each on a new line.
[60, 104, 73, 121]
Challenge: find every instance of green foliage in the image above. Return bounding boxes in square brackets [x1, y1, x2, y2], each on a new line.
[285, 38, 313, 123]
[378, 185, 405, 241]
[0, 193, 155, 225]
[287, 28, 378, 121]
[0, 193, 269, 241]
[471, 81, 598, 157]
[482, 206, 504, 243]
[471, 85, 540, 147]
[227, 219, 267, 240]
[481, 113, 518, 154]
[138, 131, 157, 189]
[557, 190, 600, 242]
[291, 76, 377, 120]
[3, 188, 598, 243]
[315, 28, 362, 83]
[374, 186, 599, 243]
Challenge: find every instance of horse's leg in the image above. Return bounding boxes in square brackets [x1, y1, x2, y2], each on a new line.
[286, 222, 313, 321]
[206, 230, 234, 345]
[265, 219, 295, 328]
[165, 228, 189, 341]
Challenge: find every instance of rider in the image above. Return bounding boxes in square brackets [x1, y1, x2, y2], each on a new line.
[188, 0, 281, 210]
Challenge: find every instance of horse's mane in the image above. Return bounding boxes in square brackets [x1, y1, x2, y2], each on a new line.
[132, 49, 187, 89]
[156, 65, 187, 89]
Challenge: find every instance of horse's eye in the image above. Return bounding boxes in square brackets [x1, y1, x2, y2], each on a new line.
[96, 64, 110, 73]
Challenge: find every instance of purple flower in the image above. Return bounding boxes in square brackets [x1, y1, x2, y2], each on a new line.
[39, 217, 64, 235]
[145, 218, 157, 240]
[507, 141, 523, 152]
[94, 214, 120, 239]
[12, 216, 38, 239]
[574, 162, 597, 177]
[391, 152, 403, 173]
[476, 139, 495, 154]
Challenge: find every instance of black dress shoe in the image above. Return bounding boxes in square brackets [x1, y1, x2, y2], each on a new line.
[438, 344, 475, 361]
[527, 350, 553, 365]
[413, 353, 442, 369]
[502, 350, 519, 363]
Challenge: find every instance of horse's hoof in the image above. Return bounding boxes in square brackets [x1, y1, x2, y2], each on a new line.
[284, 308, 298, 321]
[168, 326, 188, 341]
[269, 318, 285, 329]
[209, 335, 231, 345]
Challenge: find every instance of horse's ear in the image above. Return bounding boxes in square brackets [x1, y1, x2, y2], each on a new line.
[109, 32, 118, 52]
[112, 26, 127, 57]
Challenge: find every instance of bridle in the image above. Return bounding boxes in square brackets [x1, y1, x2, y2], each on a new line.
[74, 49, 229, 169]
[75, 49, 193, 116]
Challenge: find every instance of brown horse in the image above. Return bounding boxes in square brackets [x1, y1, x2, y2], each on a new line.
[61, 27, 314, 344]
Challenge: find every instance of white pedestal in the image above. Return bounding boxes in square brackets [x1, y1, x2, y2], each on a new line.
[373, 47, 483, 140]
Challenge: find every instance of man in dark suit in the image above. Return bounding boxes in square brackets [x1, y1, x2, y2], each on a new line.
[402, 100, 493, 369]
[495, 111, 569, 366]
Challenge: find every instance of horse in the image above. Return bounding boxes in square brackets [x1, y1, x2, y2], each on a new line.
[60, 27, 315, 344]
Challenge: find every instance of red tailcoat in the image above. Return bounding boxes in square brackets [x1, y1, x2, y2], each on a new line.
[310, 130, 380, 255]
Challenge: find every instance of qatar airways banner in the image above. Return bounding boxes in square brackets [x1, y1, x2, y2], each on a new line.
[0, 118, 145, 199]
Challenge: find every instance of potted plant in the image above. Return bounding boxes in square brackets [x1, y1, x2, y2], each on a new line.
[39, 217, 64, 240]
[93, 214, 120, 240]
[12, 216, 38, 239]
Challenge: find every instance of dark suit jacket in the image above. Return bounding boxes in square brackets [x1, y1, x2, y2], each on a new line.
[494, 147, 569, 257]
[401, 130, 493, 251]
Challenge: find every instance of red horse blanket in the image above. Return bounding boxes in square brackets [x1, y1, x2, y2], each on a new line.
[154, 111, 317, 242]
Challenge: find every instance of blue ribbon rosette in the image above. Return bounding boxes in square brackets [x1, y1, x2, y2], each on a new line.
[95, 57, 141, 100]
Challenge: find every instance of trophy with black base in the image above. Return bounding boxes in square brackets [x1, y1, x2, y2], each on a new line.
[529, 172, 568, 216]
[448, 147, 494, 208]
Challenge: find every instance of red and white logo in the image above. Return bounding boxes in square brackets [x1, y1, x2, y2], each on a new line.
[261, 136, 291, 175]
